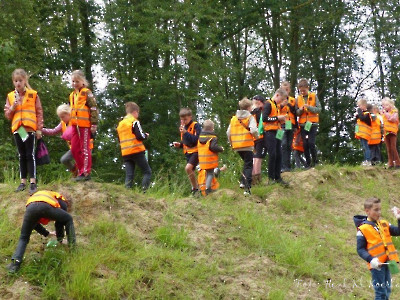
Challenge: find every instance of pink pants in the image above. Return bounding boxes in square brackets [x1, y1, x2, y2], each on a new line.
[70, 126, 92, 176]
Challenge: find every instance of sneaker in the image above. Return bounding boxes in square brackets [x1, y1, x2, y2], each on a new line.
[191, 188, 200, 197]
[243, 188, 251, 196]
[7, 260, 21, 273]
[239, 183, 245, 189]
[15, 183, 26, 192]
[73, 174, 91, 182]
[29, 183, 37, 195]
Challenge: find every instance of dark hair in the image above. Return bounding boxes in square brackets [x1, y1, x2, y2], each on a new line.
[125, 102, 140, 113]
[179, 107, 192, 117]
[253, 95, 265, 102]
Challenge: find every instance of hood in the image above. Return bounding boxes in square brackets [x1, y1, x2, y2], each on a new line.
[236, 110, 251, 119]
[199, 131, 216, 144]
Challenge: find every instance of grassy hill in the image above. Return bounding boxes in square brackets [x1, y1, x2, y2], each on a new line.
[1, 165, 400, 299]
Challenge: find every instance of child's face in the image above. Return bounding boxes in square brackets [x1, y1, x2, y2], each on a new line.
[255, 101, 264, 109]
[298, 85, 309, 96]
[59, 112, 71, 123]
[382, 102, 390, 111]
[132, 110, 139, 118]
[13, 76, 26, 91]
[72, 77, 84, 90]
[282, 85, 291, 95]
[365, 203, 381, 222]
[358, 103, 367, 110]
[274, 93, 283, 104]
[180, 116, 192, 126]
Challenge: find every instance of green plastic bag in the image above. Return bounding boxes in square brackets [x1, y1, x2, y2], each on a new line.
[388, 260, 399, 274]
[304, 121, 312, 132]
[258, 114, 264, 136]
[355, 124, 359, 134]
[285, 120, 292, 130]
[17, 126, 28, 142]
[276, 129, 284, 140]
[46, 240, 58, 248]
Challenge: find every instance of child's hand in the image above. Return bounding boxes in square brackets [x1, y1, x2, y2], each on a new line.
[48, 231, 56, 237]
[303, 104, 309, 109]
[36, 130, 42, 139]
[173, 142, 181, 148]
[370, 257, 382, 269]
[91, 125, 97, 134]
[392, 206, 400, 219]
[277, 115, 286, 122]
[180, 126, 187, 134]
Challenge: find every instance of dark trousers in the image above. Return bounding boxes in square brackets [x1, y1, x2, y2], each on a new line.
[237, 151, 253, 188]
[14, 131, 36, 179]
[12, 202, 75, 262]
[300, 125, 318, 167]
[264, 131, 282, 180]
[281, 128, 294, 170]
[369, 144, 381, 165]
[124, 152, 152, 190]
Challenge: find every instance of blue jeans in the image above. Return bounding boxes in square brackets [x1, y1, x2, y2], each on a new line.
[360, 138, 371, 161]
[371, 265, 391, 300]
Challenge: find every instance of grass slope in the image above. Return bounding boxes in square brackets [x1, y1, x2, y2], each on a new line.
[1, 165, 400, 299]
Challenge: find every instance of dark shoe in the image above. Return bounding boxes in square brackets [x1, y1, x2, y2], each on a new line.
[73, 174, 91, 182]
[15, 183, 26, 192]
[281, 168, 291, 173]
[267, 179, 277, 185]
[276, 178, 289, 187]
[243, 187, 251, 196]
[29, 183, 37, 195]
[7, 260, 21, 273]
[191, 188, 200, 197]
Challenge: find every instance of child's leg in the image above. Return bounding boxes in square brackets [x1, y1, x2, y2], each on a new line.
[360, 138, 371, 162]
[308, 126, 318, 166]
[185, 153, 199, 189]
[252, 158, 262, 175]
[60, 150, 75, 171]
[14, 132, 28, 182]
[134, 152, 152, 190]
[275, 139, 282, 179]
[124, 159, 135, 188]
[79, 127, 92, 175]
[390, 135, 400, 166]
[385, 135, 394, 167]
[238, 151, 253, 188]
[265, 131, 277, 180]
[24, 133, 37, 183]
[370, 266, 391, 300]
[70, 126, 83, 174]
[281, 129, 293, 170]
[300, 128, 311, 167]
[205, 169, 214, 190]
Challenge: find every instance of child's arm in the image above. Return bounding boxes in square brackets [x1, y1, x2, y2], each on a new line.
[4, 97, 15, 120]
[132, 120, 148, 141]
[209, 137, 224, 153]
[384, 111, 399, 123]
[389, 219, 400, 236]
[262, 101, 277, 123]
[35, 95, 44, 132]
[306, 95, 322, 114]
[34, 223, 50, 237]
[182, 122, 201, 147]
[86, 91, 99, 130]
[356, 230, 374, 262]
[358, 111, 372, 126]
[249, 115, 259, 139]
[226, 124, 231, 144]
[42, 122, 63, 136]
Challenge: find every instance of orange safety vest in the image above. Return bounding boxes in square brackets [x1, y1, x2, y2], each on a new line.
[368, 117, 382, 145]
[358, 220, 400, 270]
[263, 99, 280, 131]
[298, 93, 319, 124]
[279, 96, 296, 125]
[61, 121, 94, 150]
[8, 89, 38, 133]
[355, 112, 372, 141]
[117, 115, 146, 156]
[229, 115, 254, 149]
[181, 121, 198, 154]
[252, 110, 264, 141]
[69, 88, 91, 128]
[383, 109, 399, 135]
[198, 169, 220, 196]
[292, 128, 304, 152]
[198, 136, 219, 170]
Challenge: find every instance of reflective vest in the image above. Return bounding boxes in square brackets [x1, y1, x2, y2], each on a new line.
[355, 112, 371, 141]
[69, 88, 91, 128]
[368, 117, 382, 145]
[263, 99, 280, 131]
[298, 93, 319, 124]
[198, 169, 219, 196]
[229, 116, 254, 149]
[117, 115, 146, 156]
[383, 109, 399, 135]
[26, 190, 67, 225]
[198, 136, 219, 170]
[8, 89, 38, 133]
[292, 129, 304, 152]
[181, 121, 198, 154]
[358, 220, 399, 270]
[279, 96, 296, 125]
[61, 121, 94, 150]
[252, 109, 263, 141]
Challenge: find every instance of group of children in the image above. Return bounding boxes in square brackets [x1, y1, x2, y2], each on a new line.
[356, 97, 400, 168]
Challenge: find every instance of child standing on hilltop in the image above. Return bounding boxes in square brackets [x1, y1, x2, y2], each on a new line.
[4, 69, 43, 195]
[197, 120, 224, 195]
[381, 97, 400, 169]
[356, 198, 400, 299]
[296, 79, 321, 168]
[227, 98, 258, 195]
[173, 108, 202, 195]
[117, 102, 152, 192]
[355, 99, 372, 166]
[69, 70, 98, 181]
[251, 95, 266, 185]
[368, 104, 382, 166]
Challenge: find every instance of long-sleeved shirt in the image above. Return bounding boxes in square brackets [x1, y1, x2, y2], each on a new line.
[132, 119, 147, 141]
[42, 122, 63, 136]
[296, 93, 322, 116]
[198, 130, 224, 153]
[180, 120, 202, 148]
[4, 90, 44, 131]
[356, 108, 371, 126]
[357, 219, 400, 263]
[383, 109, 399, 123]
[263, 100, 278, 122]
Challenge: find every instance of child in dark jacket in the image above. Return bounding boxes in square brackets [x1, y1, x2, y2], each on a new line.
[198, 120, 224, 195]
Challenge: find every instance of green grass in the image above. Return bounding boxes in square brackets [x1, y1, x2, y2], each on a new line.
[1, 165, 400, 299]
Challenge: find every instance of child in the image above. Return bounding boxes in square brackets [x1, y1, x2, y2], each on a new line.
[117, 102, 152, 191]
[373, 105, 385, 164]
[296, 78, 321, 168]
[42, 104, 77, 175]
[4, 69, 43, 195]
[173, 108, 202, 195]
[197, 120, 224, 195]
[356, 198, 400, 299]
[381, 97, 400, 169]
[263, 88, 288, 185]
[69, 70, 98, 181]
[355, 99, 372, 166]
[251, 95, 266, 185]
[292, 127, 306, 169]
[368, 104, 382, 165]
[280, 81, 297, 172]
[227, 98, 258, 195]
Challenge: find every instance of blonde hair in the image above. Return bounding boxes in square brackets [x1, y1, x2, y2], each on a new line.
[203, 119, 214, 131]
[364, 197, 380, 210]
[179, 107, 192, 117]
[12, 69, 32, 89]
[281, 81, 290, 88]
[275, 88, 288, 99]
[239, 98, 252, 110]
[56, 104, 71, 116]
[71, 70, 89, 87]
[357, 99, 367, 107]
[298, 78, 309, 88]
[125, 101, 140, 113]
[382, 97, 395, 109]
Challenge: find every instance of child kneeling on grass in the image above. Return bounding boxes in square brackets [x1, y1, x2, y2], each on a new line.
[355, 198, 400, 299]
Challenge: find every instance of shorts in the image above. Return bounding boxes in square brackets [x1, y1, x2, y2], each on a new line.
[185, 152, 199, 167]
[254, 140, 267, 158]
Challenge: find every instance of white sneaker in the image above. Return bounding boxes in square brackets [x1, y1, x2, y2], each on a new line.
[239, 183, 245, 189]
